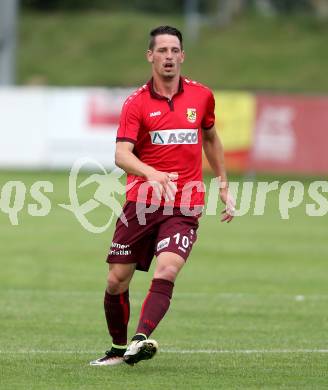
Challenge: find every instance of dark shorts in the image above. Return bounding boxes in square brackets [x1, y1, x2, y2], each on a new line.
[106, 201, 201, 272]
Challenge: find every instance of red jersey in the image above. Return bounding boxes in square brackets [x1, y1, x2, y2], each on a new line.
[116, 76, 215, 207]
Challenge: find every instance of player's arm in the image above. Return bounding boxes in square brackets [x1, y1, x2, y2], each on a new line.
[202, 125, 235, 222]
[115, 141, 177, 201]
[115, 141, 155, 178]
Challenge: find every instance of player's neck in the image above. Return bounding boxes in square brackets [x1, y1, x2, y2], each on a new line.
[152, 75, 180, 100]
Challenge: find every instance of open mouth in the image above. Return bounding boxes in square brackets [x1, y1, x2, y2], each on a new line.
[164, 63, 174, 70]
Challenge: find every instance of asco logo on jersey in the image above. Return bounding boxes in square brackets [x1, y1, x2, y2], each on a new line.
[150, 129, 198, 145]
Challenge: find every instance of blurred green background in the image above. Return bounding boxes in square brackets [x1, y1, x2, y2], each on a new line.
[19, 0, 328, 91]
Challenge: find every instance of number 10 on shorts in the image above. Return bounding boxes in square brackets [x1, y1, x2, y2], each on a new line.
[173, 233, 190, 253]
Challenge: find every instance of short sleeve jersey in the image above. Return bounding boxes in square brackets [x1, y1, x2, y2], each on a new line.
[117, 76, 215, 207]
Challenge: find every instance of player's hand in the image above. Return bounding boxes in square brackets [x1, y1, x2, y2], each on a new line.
[146, 170, 178, 202]
[220, 187, 235, 223]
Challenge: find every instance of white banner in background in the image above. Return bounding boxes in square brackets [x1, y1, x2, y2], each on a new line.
[0, 88, 47, 168]
[0, 87, 132, 169]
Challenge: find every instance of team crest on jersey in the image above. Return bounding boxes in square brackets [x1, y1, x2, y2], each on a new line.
[186, 108, 197, 123]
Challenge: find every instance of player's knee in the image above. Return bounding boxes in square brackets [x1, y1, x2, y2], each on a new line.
[106, 272, 129, 294]
[154, 265, 180, 282]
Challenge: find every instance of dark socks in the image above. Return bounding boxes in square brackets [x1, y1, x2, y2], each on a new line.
[104, 289, 130, 346]
[136, 278, 174, 337]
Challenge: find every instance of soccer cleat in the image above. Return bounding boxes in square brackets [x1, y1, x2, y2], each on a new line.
[89, 347, 126, 366]
[123, 339, 158, 365]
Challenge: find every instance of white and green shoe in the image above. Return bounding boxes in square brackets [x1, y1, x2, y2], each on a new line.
[123, 336, 158, 366]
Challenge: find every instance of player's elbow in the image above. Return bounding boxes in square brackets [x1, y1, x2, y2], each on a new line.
[115, 149, 124, 168]
[202, 130, 216, 143]
[115, 142, 134, 169]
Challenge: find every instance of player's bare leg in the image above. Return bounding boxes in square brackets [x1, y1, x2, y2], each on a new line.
[124, 252, 184, 365]
[106, 262, 136, 294]
[153, 251, 185, 281]
[90, 263, 136, 366]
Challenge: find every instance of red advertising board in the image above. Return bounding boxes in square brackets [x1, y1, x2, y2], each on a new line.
[249, 95, 328, 175]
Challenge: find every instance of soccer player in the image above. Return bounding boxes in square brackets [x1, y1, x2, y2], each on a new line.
[90, 25, 234, 366]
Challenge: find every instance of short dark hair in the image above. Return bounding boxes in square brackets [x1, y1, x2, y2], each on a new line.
[149, 26, 183, 50]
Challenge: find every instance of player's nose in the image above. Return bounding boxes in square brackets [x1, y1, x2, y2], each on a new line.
[166, 51, 174, 59]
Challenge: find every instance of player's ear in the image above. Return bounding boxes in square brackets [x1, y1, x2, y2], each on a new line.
[147, 50, 154, 63]
[180, 50, 185, 64]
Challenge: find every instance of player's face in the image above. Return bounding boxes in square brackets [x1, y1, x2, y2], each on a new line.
[147, 34, 184, 80]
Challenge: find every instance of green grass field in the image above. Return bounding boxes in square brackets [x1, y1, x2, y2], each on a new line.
[0, 171, 327, 389]
[19, 11, 328, 92]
